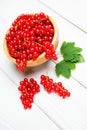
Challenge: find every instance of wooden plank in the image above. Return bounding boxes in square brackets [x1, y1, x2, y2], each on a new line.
[23, 61, 87, 130]
[0, 7, 87, 88]
[0, 57, 87, 129]
[0, 70, 60, 130]
[0, 1, 87, 129]
[39, 0, 87, 33]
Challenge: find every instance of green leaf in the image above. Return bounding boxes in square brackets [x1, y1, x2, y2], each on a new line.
[55, 41, 85, 79]
[55, 60, 75, 78]
[70, 54, 85, 63]
[60, 41, 82, 61]
[61, 41, 75, 54]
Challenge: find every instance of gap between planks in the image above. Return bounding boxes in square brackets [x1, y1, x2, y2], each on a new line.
[52, 59, 87, 91]
[0, 67, 62, 130]
[38, 0, 87, 34]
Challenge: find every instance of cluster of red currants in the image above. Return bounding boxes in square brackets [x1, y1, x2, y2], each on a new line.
[5, 12, 57, 72]
[40, 75, 70, 98]
[18, 75, 70, 109]
[18, 78, 40, 109]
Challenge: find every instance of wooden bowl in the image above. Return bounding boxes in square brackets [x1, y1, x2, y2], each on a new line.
[3, 16, 59, 67]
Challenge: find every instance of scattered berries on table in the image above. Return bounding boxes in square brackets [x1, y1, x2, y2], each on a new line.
[40, 75, 70, 98]
[5, 12, 57, 72]
[18, 75, 71, 110]
[18, 78, 40, 109]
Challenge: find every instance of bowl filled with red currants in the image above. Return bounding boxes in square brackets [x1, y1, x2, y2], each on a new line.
[3, 12, 59, 72]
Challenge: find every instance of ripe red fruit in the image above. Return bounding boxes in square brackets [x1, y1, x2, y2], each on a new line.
[18, 78, 40, 109]
[40, 75, 71, 98]
[5, 12, 57, 72]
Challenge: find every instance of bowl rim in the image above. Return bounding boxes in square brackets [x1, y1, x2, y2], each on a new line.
[3, 15, 59, 67]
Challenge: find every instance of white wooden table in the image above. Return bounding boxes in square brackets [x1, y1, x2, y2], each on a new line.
[0, 0, 87, 130]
